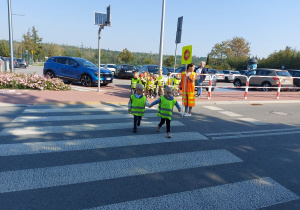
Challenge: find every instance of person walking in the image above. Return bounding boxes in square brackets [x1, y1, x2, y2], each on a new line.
[128, 83, 149, 133]
[180, 63, 196, 117]
[149, 86, 181, 138]
[195, 61, 208, 97]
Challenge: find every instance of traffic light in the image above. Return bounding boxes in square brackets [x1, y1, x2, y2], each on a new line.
[106, 5, 111, 26]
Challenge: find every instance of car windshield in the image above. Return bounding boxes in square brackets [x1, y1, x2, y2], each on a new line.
[276, 71, 291, 77]
[232, 71, 240, 74]
[148, 66, 168, 75]
[217, 70, 223, 74]
[74, 58, 97, 68]
[107, 65, 116, 68]
[122, 65, 135, 70]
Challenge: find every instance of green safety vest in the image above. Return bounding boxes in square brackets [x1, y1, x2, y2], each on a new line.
[130, 95, 146, 116]
[131, 78, 140, 88]
[157, 75, 164, 87]
[157, 95, 176, 120]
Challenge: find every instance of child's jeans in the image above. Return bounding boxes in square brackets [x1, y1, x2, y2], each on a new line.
[159, 117, 171, 133]
[134, 115, 142, 129]
[131, 88, 136, 95]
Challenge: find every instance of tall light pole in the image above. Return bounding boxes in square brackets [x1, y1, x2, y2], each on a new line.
[158, 0, 166, 71]
[7, 0, 14, 72]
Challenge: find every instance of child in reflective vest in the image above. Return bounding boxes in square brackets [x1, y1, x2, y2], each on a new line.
[146, 73, 155, 98]
[173, 73, 181, 96]
[131, 71, 140, 94]
[157, 69, 165, 96]
[149, 86, 181, 138]
[128, 83, 149, 133]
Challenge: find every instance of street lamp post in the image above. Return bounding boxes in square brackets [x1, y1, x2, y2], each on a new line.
[7, 0, 14, 72]
[158, 0, 166, 71]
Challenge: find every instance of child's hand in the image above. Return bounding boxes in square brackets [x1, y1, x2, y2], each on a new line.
[128, 109, 130, 112]
[149, 105, 152, 108]
[178, 109, 181, 112]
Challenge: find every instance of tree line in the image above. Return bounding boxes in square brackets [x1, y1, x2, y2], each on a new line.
[1, 27, 300, 70]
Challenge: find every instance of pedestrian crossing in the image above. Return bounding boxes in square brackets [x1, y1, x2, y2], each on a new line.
[0, 104, 298, 209]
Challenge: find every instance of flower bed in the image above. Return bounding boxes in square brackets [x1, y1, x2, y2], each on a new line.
[0, 72, 71, 91]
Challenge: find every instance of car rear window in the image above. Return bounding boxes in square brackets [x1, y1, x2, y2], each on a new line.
[276, 71, 291, 77]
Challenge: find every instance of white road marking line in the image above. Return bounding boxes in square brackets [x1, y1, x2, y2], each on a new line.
[238, 118, 268, 125]
[0, 149, 242, 193]
[12, 113, 158, 122]
[219, 111, 243, 117]
[206, 127, 300, 136]
[210, 130, 300, 140]
[0, 121, 184, 136]
[93, 177, 299, 210]
[203, 106, 224, 111]
[0, 132, 208, 157]
[23, 107, 128, 113]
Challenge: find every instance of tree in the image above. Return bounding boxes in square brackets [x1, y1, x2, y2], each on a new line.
[0, 40, 10, 57]
[229, 37, 250, 57]
[118, 48, 134, 63]
[163, 56, 175, 67]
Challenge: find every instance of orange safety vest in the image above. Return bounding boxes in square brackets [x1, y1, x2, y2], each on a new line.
[181, 71, 196, 107]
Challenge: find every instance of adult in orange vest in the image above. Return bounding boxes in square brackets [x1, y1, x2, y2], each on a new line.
[180, 63, 196, 117]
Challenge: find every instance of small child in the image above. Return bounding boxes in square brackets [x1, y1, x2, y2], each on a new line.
[166, 72, 172, 86]
[131, 71, 140, 95]
[139, 73, 146, 88]
[146, 73, 155, 98]
[153, 74, 159, 98]
[157, 69, 165, 96]
[128, 83, 149, 133]
[149, 86, 181, 138]
[173, 73, 181, 96]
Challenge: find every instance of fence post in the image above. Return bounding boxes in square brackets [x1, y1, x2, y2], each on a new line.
[244, 77, 250, 99]
[276, 78, 282, 99]
[207, 74, 212, 100]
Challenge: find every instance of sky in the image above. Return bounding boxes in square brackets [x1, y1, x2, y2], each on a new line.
[1, 0, 300, 59]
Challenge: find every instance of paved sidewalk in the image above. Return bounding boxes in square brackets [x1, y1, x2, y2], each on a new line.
[1, 84, 300, 106]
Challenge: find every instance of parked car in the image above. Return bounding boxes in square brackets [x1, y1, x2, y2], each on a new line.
[115, 64, 137, 79]
[233, 68, 293, 91]
[141, 65, 169, 83]
[7, 58, 19, 68]
[43, 56, 113, 87]
[287, 69, 300, 89]
[166, 67, 175, 72]
[16, 59, 28, 68]
[175, 66, 187, 73]
[104, 64, 117, 76]
[238, 70, 248, 75]
[222, 70, 241, 82]
[208, 69, 225, 81]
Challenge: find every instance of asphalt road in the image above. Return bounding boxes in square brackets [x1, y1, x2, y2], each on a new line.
[0, 102, 299, 209]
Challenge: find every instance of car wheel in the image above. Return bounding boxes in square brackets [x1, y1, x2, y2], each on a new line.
[206, 88, 215, 91]
[20, 64, 26, 69]
[101, 83, 108, 86]
[225, 77, 229, 82]
[45, 70, 55, 78]
[80, 74, 92, 87]
[234, 80, 241, 87]
[262, 82, 271, 92]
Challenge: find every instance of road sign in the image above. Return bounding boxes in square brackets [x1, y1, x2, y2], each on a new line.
[175, 16, 183, 44]
[181, 45, 192, 64]
[94, 12, 107, 25]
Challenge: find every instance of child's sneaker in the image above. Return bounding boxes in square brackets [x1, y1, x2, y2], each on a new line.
[157, 125, 161, 132]
[167, 132, 171, 138]
[184, 112, 191, 117]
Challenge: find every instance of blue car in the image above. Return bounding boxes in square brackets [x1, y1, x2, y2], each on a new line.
[43, 56, 113, 87]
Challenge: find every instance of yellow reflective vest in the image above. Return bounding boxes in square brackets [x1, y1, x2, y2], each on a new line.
[157, 75, 164, 87]
[130, 95, 146, 116]
[157, 95, 176, 120]
[131, 78, 140, 89]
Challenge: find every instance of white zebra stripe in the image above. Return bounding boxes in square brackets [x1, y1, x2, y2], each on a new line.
[0, 149, 242, 193]
[203, 106, 224, 111]
[238, 118, 268, 125]
[93, 177, 299, 210]
[0, 121, 184, 136]
[219, 111, 243, 117]
[0, 132, 208, 157]
[12, 113, 159, 122]
[23, 106, 128, 113]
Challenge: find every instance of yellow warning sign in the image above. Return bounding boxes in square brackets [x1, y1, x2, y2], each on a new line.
[181, 45, 192, 64]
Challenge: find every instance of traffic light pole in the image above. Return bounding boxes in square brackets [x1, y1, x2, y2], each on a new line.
[97, 23, 106, 92]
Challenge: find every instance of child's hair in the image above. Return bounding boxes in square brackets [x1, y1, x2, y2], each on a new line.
[154, 74, 158, 79]
[139, 73, 144, 77]
[164, 85, 172, 93]
[133, 71, 138, 76]
[167, 72, 171, 76]
[136, 83, 144, 90]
